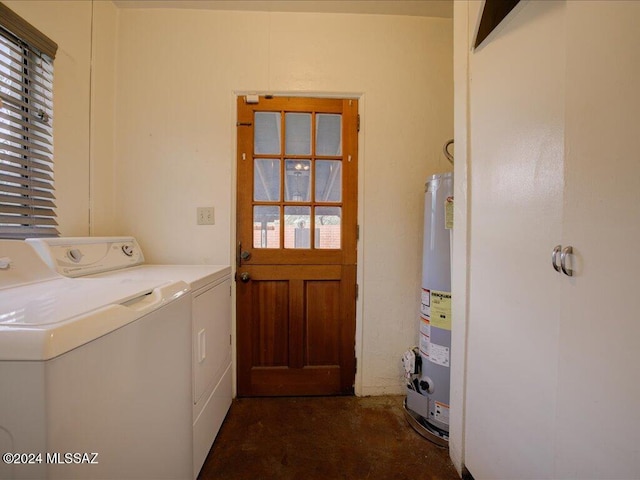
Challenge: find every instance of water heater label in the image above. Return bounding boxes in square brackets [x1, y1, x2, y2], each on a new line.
[419, 316, 431, 357]
[420, 316, 431, 337]
[434, 401, 450, 425]
[430, 291, 452, 331]
[420, 334, 431, 358]
[445, 196, 454, 229]
[420, 288, 431, 318]
[429, 342, 450, 367]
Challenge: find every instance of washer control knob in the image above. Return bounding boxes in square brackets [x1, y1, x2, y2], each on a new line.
[67, 249, 83, 263]
[121, 245, 135, 257]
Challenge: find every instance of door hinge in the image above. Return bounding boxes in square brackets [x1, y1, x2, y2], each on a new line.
[230, 334, 232, 346]
[355, 283, 359, 300]
[357, 114, 360, 132]
[354, 357, 358, 374]
[356, 224, 360, 241]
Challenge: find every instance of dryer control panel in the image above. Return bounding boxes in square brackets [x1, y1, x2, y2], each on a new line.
[26, 237, 145, 277]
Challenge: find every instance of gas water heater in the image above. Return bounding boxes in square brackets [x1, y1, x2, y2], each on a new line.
[404, 171, 453, 446]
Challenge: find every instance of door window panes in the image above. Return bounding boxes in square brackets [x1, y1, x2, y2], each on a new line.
[285, 160, 311, 202]
[315, 160, 342, 202]
[254, 159, 281, 201]
[247, 107, 349, 252]
[254, 112, 281, 155]
[285, 113, 311, 155]
[315, 207, 341, 249]
[284, 206, 311, 249]
[253, 206, 280, 248]
[316, 114, 342, 156]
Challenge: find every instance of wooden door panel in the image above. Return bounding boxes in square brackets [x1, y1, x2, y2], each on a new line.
[250, 366, 342, 397]
[252, 281, 289, 367]
[237, 265, 355, 396]
[247, 264, 342, 280]
[306, 280, 340, 366]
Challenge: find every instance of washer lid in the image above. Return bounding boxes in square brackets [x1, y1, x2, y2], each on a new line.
[0, 275, 176, 326]
[0, 276, 189, 361]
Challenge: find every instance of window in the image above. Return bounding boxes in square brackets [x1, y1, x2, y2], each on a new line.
[0, 3, 58, 239]
[251, 110, 345, 250]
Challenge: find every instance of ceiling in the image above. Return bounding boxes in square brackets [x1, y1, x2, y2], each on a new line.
[112, 0, 453, 19]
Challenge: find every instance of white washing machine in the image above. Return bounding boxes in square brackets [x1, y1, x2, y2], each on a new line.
[26, 237, 232, 478]
[0, 240, 193, 480]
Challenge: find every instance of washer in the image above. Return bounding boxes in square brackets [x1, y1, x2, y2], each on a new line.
[26, 237, 232, 478]
[0, 240, 193, 480]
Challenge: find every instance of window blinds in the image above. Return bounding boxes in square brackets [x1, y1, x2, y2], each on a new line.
[0, 3, 58, 239]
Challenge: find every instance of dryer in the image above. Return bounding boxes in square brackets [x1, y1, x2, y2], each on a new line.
[27, 237, 232, 478]
[0, 240, 193, 480]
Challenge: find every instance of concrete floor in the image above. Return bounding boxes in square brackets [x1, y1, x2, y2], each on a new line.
[198, 395, 460, 480]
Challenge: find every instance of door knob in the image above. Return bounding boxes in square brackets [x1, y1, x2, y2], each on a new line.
[239, 272, 251, 283]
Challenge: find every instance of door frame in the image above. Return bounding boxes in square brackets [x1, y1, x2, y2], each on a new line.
[229, 91, 366, 398]
[450, 1, 471, 474]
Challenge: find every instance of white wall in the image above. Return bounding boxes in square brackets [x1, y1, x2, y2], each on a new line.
[3, 1, 93, 236]
[90, 1, 119, 236]
[112, 8, 453, 395]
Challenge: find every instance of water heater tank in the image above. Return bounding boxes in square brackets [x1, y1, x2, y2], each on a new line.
[418, 172, 453, 434]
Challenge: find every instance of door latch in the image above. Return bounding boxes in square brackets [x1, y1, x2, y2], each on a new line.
[237, 242, 251, 268]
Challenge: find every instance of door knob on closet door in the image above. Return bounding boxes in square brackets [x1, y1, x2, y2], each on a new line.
[239, 272, 251, 283]
[552, 245, 562, 273]
[560, 246, 573, 277]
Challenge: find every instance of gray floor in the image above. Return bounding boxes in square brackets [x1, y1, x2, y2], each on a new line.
[198, 395, 460, 480]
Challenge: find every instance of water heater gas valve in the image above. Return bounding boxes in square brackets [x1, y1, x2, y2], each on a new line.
[402, 348, 421, 378]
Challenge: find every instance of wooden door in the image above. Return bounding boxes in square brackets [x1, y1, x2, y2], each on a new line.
[236, 96, 358, 396]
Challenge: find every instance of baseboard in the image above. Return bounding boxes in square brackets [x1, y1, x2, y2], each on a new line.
[359, 384, 406, 396]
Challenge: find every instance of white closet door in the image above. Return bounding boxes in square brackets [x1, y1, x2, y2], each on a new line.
[555, 2, 640, 478]
[464, 2, 566, 478]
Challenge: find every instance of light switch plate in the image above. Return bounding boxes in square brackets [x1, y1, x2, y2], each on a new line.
[197, 207, 215, 225]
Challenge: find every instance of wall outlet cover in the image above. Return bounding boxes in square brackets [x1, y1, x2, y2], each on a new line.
[197, 207, 215, 225]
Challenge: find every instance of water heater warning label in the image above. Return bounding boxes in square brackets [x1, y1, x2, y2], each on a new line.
[430, 291, 452, 331]
[420, 288, 430, 318]
[429, 342, 450, 367]
[434, 401, 450, 425]
[420, 316, 430, 337]
[420, 334, 430, 358]
[419, 316, 430, 357]
[445, 196, 454, 230]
